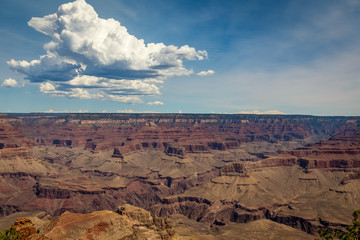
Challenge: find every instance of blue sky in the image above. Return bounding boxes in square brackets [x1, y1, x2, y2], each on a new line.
[0, 0, 359, 115]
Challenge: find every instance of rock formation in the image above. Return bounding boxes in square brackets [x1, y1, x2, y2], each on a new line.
[0, 113, 359, 238]
[8, 204, 177, 240]
[111, 148, 123, 158]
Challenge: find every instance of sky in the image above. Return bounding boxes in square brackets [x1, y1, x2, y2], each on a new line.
[0, 0, 359, 115]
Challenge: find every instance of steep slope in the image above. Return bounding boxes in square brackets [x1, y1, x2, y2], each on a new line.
[152, 122, 360, 234]
[170, 214, 314, 240]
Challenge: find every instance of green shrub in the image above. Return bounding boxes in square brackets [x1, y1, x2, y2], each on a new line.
[0, 227, 23, 240]
[317, 209, 360, 240]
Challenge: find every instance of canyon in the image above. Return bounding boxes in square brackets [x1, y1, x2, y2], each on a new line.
[0, 113, 359, 239]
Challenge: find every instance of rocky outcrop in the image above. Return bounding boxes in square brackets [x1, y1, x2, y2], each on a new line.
[84, 142, 96, 150]
[270, 214, 317, 234]
[225, 141, 239, 149]
[183, 144, 209, 153]
[165, 146, 185, 158]
[0, 147, 33, 160]
[297, 158, 360, 169]
[52, 139, 72, 147]
[33, 183, 71, 199]
[0, 205, 20, 217]
[230, 209, 264, 223]
[341, 171, 360, 184]
[9, 204, 177, 240]
[221, 163, 248, 176]
[11, 218, 45, 240]
[111, 148, 123, 158]
[117, 204, 175, 238]
[208, 142, 226, 151]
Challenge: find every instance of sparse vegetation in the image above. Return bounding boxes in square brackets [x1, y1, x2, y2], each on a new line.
[0, 227, 23, 240]
[316, 209, 360, 240]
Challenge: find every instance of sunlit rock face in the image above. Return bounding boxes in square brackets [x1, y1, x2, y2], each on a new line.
[9, 204, 177, 240]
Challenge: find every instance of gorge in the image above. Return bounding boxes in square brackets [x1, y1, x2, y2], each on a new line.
[0, 113, 359, 239]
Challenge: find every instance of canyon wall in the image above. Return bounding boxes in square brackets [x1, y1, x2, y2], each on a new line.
[0, 113, 359, 237]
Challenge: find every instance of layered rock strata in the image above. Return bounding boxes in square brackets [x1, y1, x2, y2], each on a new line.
[0, 113, 359, 237]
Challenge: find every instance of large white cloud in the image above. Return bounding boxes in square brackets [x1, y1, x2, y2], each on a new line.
[7, 0, 207, 103]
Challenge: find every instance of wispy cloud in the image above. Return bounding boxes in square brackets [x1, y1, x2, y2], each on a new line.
[147, 101, 164, 105]
[218, 50, 360, 115]
[7, 0, 207, 103]
[203, 0, 360, 115]
[235, 110, 285, 115]
[45, 109, 89, 113]
[116, 109, 158, 113]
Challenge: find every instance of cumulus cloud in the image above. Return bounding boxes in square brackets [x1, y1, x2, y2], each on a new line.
[39, 81, 142, 103]
[1, 78, 19, 88]
[147, 101, 164, 105]
[235, 110, 285, 115]
[7, 0, 207, 103]
[197, 69, 215, 76]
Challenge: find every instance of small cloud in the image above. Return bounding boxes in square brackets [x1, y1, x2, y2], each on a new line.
[197, 69, 215, 76]
[116, 109, 137, 113]
[101, 110, 108, 113]
[116, 109, 158, 113]
[1, 78, 19, 88]
[44, 109, 89, 113]
[235, 110, 285, 115]
[147, 101, 164, 105]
